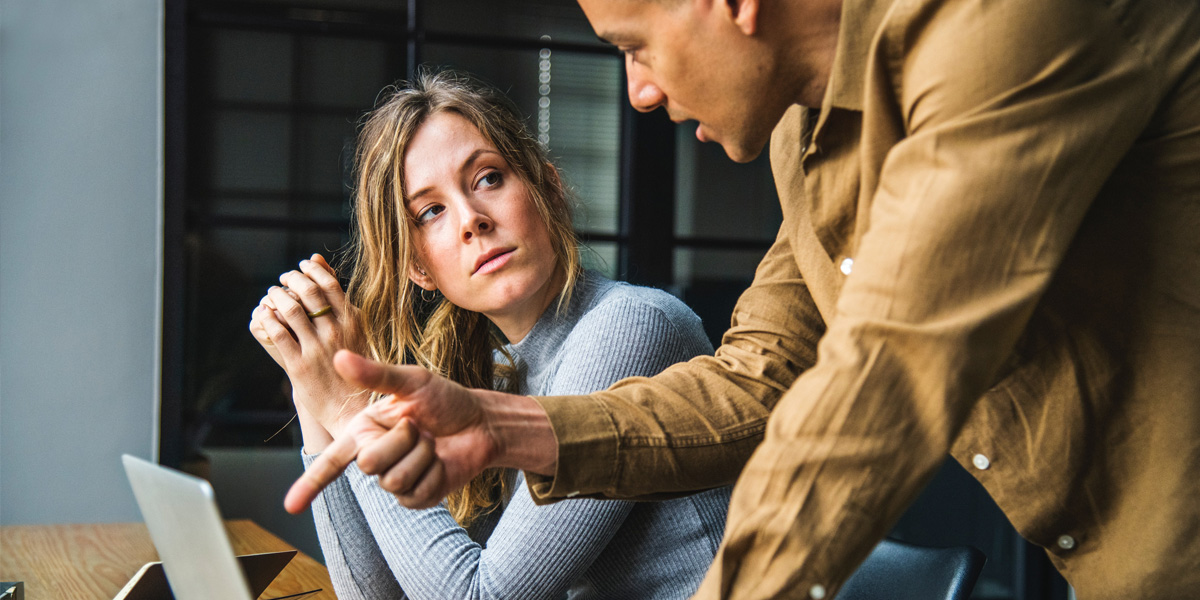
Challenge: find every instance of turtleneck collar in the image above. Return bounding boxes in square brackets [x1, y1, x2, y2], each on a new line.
[507, 270, 614, 392]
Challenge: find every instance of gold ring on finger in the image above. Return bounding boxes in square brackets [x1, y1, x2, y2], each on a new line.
[307, 306, 333, 318]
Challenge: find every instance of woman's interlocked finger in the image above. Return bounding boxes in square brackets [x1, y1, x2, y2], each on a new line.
[257, 303, 301, 357]
[267, 285, 321, 346]
[299, 256, 347, 314]
[280, 270, 333, 321]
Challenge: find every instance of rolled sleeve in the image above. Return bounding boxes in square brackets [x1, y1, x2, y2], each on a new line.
[530, 224, 824, 502]
[528, 393, 622, 501]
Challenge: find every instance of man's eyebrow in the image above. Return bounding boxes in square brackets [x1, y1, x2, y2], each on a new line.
[596, 32, 635, 47]
[406, 147, 501, 205]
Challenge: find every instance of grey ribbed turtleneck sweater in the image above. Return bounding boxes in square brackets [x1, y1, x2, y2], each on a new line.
[303, 271, 732, 599]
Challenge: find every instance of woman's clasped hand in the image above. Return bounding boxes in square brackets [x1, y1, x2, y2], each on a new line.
[248, 253, 369, 447]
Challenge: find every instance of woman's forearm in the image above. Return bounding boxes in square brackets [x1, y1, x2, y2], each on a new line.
[295, 397, 335, 453]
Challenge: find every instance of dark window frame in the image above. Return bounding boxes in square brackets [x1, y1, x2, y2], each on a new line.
[163, 0, 765, 463]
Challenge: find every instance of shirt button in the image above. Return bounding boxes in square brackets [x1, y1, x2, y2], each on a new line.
[809, 584, 827, 599]
[839, 257, 854, 275]
[566, 491, 580, 498]
[1057, 535, 1076, 550]
[972, 454, 991, 470]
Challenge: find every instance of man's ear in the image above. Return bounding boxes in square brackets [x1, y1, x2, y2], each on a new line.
[723, 0, 760, 36]
[408, 264, 437, 291]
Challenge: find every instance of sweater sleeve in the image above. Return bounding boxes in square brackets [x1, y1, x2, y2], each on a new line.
[333, 291, 713, 599]
[345, 465, 631, 600]
[308, 280, 714, 599]
[302, 452, 407, 599]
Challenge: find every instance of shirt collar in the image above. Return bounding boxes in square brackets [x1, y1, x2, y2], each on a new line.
[825, 0, 895, 111]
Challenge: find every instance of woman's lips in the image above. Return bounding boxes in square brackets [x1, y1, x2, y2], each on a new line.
[474, 249, 515, 275]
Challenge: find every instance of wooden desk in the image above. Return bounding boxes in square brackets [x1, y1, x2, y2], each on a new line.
[0, 520, 335, 599]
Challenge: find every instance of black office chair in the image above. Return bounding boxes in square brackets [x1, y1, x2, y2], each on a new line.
[836, 538, 986, 600]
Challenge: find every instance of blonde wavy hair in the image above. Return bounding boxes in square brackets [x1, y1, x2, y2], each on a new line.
[344, 69, 581, 526]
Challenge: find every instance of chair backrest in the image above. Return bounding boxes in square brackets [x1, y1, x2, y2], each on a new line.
[836, 538, 986, 600]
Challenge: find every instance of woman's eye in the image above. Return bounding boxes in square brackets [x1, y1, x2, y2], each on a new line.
[479, 170, 502, 188]
[416, 205, 444, 223]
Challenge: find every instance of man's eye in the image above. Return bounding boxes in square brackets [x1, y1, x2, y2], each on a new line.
[417, 205, 444, 223]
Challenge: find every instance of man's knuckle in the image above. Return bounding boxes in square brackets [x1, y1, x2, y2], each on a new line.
[379, 474, 403, 493]
[357, 452, 378, 473]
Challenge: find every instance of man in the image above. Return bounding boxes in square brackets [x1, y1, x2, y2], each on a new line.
[288, 0, 1200, 597]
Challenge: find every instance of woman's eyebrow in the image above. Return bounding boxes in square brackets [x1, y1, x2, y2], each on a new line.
[407, 184, 435, 205]
[462, 147, 501, 168]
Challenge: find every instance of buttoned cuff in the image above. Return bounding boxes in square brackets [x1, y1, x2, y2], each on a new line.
[525, 394, 621, 504]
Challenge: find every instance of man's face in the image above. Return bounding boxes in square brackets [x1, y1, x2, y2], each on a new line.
[578, 0, 787, 163]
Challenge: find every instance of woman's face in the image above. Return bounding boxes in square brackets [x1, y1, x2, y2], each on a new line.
[403, 111, 561, 336]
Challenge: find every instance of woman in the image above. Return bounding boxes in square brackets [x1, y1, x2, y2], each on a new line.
[249, 69, 730, 599]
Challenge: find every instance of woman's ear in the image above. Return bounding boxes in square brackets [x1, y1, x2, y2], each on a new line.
[408, 264, 437, 291]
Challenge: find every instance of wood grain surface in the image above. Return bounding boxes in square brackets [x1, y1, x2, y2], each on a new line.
[0, 520, 334, 600]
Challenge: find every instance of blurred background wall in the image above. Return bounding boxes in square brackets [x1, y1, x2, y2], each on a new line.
[0, 0, 163, 524]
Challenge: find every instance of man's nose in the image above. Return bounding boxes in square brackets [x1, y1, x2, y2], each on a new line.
[626, 59, 666, 113]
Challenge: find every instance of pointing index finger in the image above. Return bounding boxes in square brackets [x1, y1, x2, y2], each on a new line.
[333, 350, 431, 398]
[284, 433, 359, 514]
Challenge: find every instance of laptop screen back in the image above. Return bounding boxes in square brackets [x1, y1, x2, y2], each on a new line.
[122, 454, 254, 600]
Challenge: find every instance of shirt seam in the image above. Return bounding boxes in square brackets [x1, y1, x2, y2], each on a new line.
[620, 420, 768, 448]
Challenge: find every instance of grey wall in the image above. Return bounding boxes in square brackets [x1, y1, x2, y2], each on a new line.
[1, 0, 163, 524]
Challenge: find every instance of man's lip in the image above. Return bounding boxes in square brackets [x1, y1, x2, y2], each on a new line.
[473, 248, 515, 274]
[670, 116, 709, 142]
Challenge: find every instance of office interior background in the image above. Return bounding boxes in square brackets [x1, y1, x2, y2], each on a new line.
[0, 1, 1069, 598]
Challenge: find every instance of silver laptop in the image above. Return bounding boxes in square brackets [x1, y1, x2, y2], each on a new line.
[120, 454, 297, 600]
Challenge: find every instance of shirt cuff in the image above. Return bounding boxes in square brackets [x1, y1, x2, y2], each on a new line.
[525, 394, 621, 503]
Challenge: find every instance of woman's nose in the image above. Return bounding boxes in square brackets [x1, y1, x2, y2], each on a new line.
[461, 207, 493, 242]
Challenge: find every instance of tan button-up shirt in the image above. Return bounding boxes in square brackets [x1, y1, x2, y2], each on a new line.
[530, 0, 1200, 597]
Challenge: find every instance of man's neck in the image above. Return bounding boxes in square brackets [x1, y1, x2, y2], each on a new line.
[775, 0, 844, 108]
